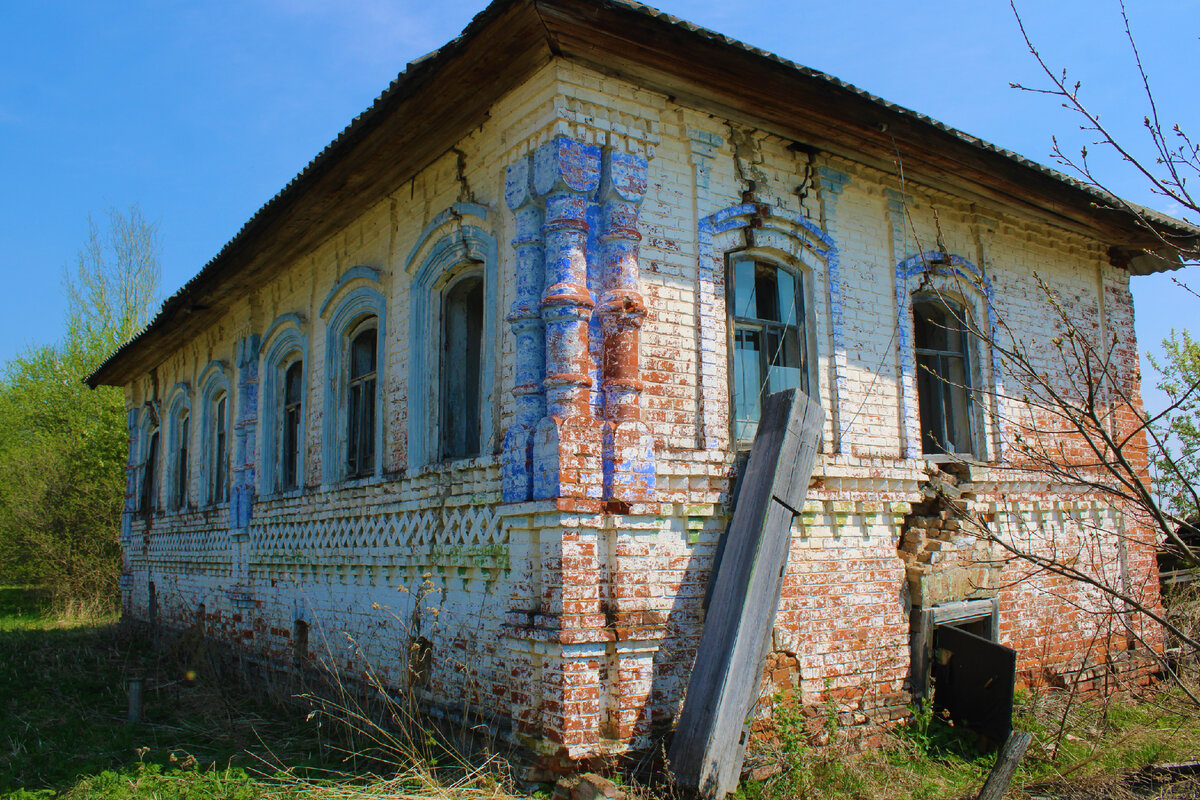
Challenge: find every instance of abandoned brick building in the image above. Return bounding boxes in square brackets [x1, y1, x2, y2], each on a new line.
[88, 0, 1183, 764]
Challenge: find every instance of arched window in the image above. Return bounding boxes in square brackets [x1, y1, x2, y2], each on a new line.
[209, 391, 228, 502]
[913, 296, 975, 456]
[259, 314, 308, 494]
[441, 274, 484, 460]
[320, 279, 385, 485]
[405, 210, 496, 469]
[281, 360, 304, 490]
[346, 321, 378, 478]
[728, 256, 810, 444]
[138, 407, 159, 515]
[198, 362, 231, 506]
[165, 388, 191, 511]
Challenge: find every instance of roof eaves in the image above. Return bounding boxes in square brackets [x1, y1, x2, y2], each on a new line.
[86, 0, 525, 388]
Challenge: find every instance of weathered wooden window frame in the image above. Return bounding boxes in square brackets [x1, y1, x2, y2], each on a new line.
[912, 294, 978, 458]
[137, 404, 160, 516]
[439, 269, 485, 461]
[198, 361, 232, 506]
[345, 320, 378, 479]
[725, 252, 817, 447]
[403, 205, 496, 470]
[320, 276, 386, 486]
[258, 314, 308, 495]
[281, 360, 304, 490]
[895, 251, 1001, 462]
[165, 384, 191, 512]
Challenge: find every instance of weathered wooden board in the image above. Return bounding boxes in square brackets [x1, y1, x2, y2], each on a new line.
[669, 388, 823, 799]
[977, 730, 1032, 800]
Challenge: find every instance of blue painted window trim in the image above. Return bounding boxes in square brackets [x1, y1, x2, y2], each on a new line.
[894, 251, 1001, 461]
[699, 202, 834, 449]
[322, 283, 386, 485]
[258, 314, 308, 496]
[164, 383, 192, 512]
[726, 251, 816, 446]
[197, 361, 231, 506]
[405, 210, 497, 470]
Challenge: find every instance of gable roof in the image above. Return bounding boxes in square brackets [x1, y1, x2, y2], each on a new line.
[87, 0, 1197, 388]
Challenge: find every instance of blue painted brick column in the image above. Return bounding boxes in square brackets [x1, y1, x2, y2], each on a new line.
[597, 150, 655, 502]
[232, 334, 260, 539]
[502, 155, 547, 502]
[531, 136, 602, 501]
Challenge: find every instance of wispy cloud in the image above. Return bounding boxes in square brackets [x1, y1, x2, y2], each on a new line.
[259, 0, 469, 68]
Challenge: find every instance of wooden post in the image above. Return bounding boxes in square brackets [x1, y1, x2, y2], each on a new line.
[127, 676, 143, 723]
[976, 730, 1032, 800]
[669, 389, 824, 798]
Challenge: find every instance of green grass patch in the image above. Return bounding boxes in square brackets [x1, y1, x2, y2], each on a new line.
[0, 586, 325, 799]
[736, 683, 1200, 800]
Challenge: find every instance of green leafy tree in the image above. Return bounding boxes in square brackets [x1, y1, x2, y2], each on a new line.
[1153, 330, 1200, 524]
[0, 205, 160, 608]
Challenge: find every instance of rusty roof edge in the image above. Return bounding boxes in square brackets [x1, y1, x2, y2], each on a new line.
[88, 0, 1197, 388]
[598, 0, 1199, 246]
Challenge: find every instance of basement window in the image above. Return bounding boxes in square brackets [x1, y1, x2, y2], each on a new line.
[911, 598, 1016, 744]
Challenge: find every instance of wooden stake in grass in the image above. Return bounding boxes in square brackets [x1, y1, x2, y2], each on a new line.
[977, 730, 1032, 800]
[127, 675, 143, 723]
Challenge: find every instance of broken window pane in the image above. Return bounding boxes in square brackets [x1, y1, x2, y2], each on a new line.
[730, 258, 808, 444]
[913, 296, 975, 456]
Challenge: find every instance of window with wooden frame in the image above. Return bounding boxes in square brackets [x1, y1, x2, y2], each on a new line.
[281, 360, 303, 490]
[729, 256, 810, 444]
[138, 410, 159, 516]
[198, 363, 231, 506]
[259, 316, 308, 494]
[345, 322, 378, 479]
[913, 295, 976, 457]
[209, 391, 229, 503]
[171, 407, 190, 510]
[440, 274, 484, 460]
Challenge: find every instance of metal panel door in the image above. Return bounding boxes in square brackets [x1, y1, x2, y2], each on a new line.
[932, 624, 1017, 745]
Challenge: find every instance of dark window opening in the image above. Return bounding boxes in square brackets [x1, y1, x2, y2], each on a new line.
[441, 276, 484, 460]
[175, 412, 189, 510]
[212, 393, 228, 503]
[282, 361, 303, 490]
[293, 619, 309, 671]
[140, 429, 159, 515]
[346, 326, 377, 478]
[730, 259, 808, 443]
[914, 297, 975, 456]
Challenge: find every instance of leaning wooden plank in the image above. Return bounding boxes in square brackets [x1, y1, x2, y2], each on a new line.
[976, 730, 1032, 800]
[669, 388, 824, 799]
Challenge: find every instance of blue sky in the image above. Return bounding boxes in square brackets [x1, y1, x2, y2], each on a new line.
[1, 0, 1196, 409]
